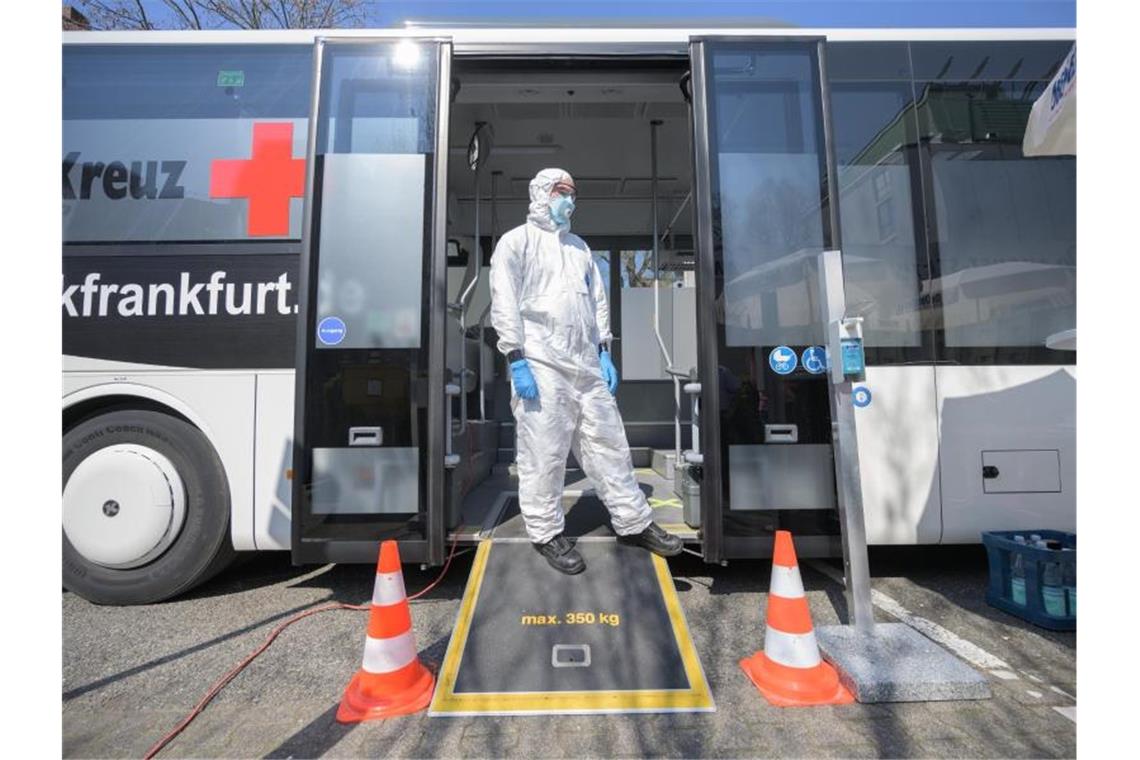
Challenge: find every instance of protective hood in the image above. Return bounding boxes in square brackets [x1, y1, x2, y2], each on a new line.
[527, 168, 575, 232]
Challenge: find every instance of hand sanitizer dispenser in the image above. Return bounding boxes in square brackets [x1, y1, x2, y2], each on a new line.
[829, 316, 865, 384]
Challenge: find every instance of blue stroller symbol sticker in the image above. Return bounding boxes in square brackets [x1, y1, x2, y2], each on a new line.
[769, 346, 798, 375]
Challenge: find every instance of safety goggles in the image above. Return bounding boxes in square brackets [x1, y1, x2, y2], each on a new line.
[550, 181, 577, 201]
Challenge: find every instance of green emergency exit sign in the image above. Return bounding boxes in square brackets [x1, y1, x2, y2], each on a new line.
[217, 70, 245, 87]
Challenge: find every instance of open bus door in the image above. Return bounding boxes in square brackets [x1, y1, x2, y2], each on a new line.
[689, 37, 863, 565]
[292, 37, 452, 565]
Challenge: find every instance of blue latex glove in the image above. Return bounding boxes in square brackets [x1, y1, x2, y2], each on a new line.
[599, 351, 619, 395]
[510, 358, 539, 400]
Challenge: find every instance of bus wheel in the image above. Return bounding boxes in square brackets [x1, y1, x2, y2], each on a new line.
[62, 408, 236, 605]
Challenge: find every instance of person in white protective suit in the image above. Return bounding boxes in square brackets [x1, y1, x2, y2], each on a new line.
[489, 168, 683, 574]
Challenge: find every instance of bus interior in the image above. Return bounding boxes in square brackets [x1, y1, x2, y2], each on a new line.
[443, 56, 702, 543]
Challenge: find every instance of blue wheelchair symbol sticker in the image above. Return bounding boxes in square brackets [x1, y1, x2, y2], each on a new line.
[769, 346, 798, 375]
[317, 316, 347, 346]
[852, 386, 873, 408]
[802, 346, 827, 375]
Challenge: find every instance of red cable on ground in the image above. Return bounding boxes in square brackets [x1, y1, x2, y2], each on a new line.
[407, 534, 462, 602]
[143, 536, 462, 760]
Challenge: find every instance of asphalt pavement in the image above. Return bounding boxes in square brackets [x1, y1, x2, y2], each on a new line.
[62, 544, 1076, 758]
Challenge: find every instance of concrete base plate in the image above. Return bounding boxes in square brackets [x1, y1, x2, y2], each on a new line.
[816, 623, 991, 703]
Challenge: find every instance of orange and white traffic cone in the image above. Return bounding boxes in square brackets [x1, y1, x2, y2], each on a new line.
[336, 540, 435, 723]
[740, 530, 854, 707]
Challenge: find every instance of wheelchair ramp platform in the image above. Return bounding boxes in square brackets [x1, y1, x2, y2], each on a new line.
[429, 540, 714, 716]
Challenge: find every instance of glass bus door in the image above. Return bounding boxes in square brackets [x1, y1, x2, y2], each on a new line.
[690, 37, 845, 561]
[292, 38, 452, 565]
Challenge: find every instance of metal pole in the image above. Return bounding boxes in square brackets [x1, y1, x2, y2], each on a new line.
[649, 120, 682, 469]
[457, 176, 475, 435]
[457, 125, 485, 436]
[479, 171, 501, 423]
[818, 250, 874, 633]
[491, 170, 501, 252]
[659, 190, 692, 247]
[427, 44, 454, 566]
[811, 39, 873, 631]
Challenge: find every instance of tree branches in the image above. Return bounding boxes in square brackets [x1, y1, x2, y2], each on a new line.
[76, 0, 367, 30]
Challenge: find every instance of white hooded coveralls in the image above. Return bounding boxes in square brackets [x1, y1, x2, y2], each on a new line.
[489, 169, 654, 544]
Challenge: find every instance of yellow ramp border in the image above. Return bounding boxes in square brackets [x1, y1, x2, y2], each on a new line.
[428, 540, 715, 716]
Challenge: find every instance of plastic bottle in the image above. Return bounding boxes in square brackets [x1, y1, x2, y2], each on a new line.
[1038, 539, 1066, 617]
[1062, 550, 1076, 616]
[1010, 535, 1027, 606]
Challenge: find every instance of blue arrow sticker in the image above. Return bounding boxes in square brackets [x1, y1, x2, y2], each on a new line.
[853, 386, 873, 408]
[802, 346, 827, 375]
[769, 346, 798, 375]
[317, 316, 347, 346]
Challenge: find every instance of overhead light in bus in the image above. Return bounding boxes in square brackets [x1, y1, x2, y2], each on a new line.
[394, 39, 421, 70]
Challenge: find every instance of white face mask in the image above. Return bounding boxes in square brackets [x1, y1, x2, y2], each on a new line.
[549, 194, 575, 227]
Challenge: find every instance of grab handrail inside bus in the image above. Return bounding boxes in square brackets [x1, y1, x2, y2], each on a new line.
[649, 120, 683, 472]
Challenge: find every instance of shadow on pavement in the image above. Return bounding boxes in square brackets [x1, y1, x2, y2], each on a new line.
[262, 632, 455, 759]
[262, 703, 356, 758]
[63, 597, 336, 701]
[869, 545, 1076, 651]
[287, 552, 477, 606]
[176, 553, 315, 601]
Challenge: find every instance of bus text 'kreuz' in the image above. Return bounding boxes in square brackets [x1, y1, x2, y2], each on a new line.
[62, 153, 186, 201]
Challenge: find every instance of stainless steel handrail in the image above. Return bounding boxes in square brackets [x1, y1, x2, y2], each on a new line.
[683, 381, 702, 465]
[650, 120, 682, 468]
[444, 382, 461, 468]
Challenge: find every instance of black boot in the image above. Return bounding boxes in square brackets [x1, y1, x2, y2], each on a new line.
[534, 534, 586, 575]
[620, 522, 683, 557]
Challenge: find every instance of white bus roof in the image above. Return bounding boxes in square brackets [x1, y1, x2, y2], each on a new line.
[63, 27, 1075, 52]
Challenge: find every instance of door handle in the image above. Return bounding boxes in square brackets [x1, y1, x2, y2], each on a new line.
[349, 427, 382, 446]
[982, 465, 1000, 479]
[764, 424, 798, 444]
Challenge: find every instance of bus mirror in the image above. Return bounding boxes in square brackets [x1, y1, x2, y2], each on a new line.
[467, 122, 494, 174]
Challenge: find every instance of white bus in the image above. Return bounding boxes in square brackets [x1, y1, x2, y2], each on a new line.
[62, 26, 1076, 604]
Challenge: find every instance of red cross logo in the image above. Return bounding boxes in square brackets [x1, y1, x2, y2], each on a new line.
[210, 122, 306, 237]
